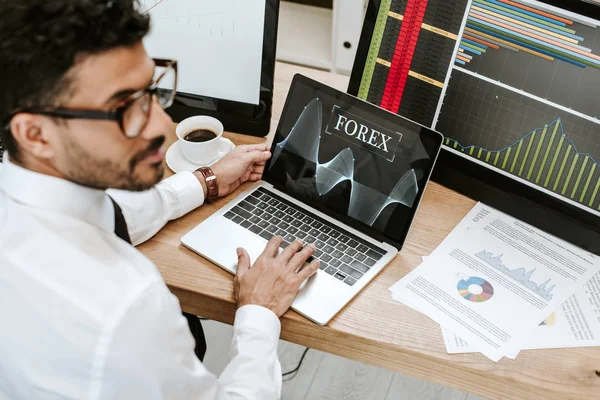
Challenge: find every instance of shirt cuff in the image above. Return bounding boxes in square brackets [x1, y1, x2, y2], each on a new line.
[234, 305, 281, 342]
[160, 171, 205, 219]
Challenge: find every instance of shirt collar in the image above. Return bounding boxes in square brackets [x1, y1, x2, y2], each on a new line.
[0, 155, 115, 233]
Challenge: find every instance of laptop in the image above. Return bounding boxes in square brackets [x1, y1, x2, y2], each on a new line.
[181, 74, 444, 325]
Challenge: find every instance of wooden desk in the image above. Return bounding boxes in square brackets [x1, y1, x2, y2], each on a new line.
[139, 62, 600, 400]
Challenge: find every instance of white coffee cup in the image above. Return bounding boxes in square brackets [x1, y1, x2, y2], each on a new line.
[176, 116, 227, 166]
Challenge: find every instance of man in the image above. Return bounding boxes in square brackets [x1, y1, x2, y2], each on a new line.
[0, 1, 319, 399]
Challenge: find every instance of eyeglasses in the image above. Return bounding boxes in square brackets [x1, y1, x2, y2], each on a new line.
[11, 58, 177, 138]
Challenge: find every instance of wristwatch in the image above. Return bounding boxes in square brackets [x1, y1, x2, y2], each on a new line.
[196, 166, 219, 203]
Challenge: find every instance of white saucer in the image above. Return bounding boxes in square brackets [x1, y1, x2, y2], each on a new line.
[165, 138, 235, 173]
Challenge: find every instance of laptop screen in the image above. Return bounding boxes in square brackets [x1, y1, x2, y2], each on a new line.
[263, 75, 443, 248]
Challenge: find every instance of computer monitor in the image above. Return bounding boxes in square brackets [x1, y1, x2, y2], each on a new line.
[348, 0, 600, 253]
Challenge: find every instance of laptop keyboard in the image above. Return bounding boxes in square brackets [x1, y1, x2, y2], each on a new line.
[222, 187, 386, 286]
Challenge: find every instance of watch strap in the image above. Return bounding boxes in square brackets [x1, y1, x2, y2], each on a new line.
[197, 166, 219, 202]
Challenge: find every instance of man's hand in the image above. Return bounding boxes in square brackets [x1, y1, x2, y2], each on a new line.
[234, 237, 320, 317]
[210, 144, 271, 197]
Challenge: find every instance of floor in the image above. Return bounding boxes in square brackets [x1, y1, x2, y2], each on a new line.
[202, 319, 486, 400]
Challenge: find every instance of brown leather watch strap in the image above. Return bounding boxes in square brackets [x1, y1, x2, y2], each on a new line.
[197, 166, 219, 202]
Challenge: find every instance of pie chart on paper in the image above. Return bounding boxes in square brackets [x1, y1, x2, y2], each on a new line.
[457, 277, 494, 303]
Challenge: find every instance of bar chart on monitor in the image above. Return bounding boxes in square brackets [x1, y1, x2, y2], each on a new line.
[436, 0, 600, 213]
[140, 0, 266, 104]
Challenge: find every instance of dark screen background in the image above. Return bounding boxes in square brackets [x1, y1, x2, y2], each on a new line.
[263, 76, 442, 247]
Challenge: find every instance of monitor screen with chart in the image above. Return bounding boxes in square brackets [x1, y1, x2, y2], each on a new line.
[348, 0, 600, 251]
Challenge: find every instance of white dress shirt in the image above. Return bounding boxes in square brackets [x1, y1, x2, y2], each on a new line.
[0, 157, 282, 400]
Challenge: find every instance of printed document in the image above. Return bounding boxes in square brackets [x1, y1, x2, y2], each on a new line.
[390, 203, 600, 362]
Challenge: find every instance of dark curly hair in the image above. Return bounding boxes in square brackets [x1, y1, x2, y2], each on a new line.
[0, 0, 150, 162]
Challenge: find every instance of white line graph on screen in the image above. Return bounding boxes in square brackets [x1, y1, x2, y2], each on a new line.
[141, 0, 236, 36]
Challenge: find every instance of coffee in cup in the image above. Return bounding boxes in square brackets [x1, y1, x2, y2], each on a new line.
[184, 129, 218, 143]
[175, 116, 229, 166]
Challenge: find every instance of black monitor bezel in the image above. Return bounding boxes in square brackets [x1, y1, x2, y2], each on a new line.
[263, 73, 444, 250]
[347, 0, 600, 255]
[164, 0, 280, 137]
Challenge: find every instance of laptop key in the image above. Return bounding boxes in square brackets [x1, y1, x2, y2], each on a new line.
[338, 235, 350, 244]
[249, 225, 262, 235]
[341, 255, 353, 264]
[347, 239, 360, 248]
[250, 191, 262, 199]
[241, 220, 252, 229]
[232, 206, 252, 220]
[325, 266, 337, 275]
[268, 198, 279, 206]
[291, 219, 303, 228]
[332, 250, 344, 259]
[330, 259, 342, 268]
[366, 249, 383, 261]
[249, 216, 261, 224]
[284, 234, 296, 243]
[299, 224, 311, 232]
[261, 214, 273, 222]
[285, 208, 296, 215]
[224, 211, 235, 219]
[365, 258, 376, 267]
[326, 238, 339, 247]
[315, 240, 325, 249]
[320, 226, 332, 234]
[275, 211, 285, 219]
[252, 209, 264, 217]
[321, 254, 333, 263]
[256, 202, 268, 210]
[302, 216, 314, 224]
[309, 228, 321, 237]
[282, 215, 294, 223]
[294, 211, 305, 219]
[345, 248, 357, 257]
[239, 201, 255, 212]
[258, 220, 270, 229]
[311, 220, 323, 229]
[340, 264, 363, 279]
[305, 235, 316, 243]
[266, 206, 277, 214]
[355, 253, 367, 262]
[319, 263, 327, 270]
[276, 229, 287, 237]
[280, 222, 290, 230]
[233, 215, 244, 224]
[336, 243, 348, 252]
[314, 249, 323, 258]
[344, 277, 357, 286]
[266, 225, 278, 233]
[246, 196, 260, 205]
[323, 245, 334, 254]
[296, 231, 307, 239]
[276, 204, 287, 211]
[357, 244, 369, 253]
[317, 233, 329, 241]
[334, 272, 346, 281]
[271, 217, 281, 225]
[350, 260, 369, 273]
[288, 226, 299, 235]
[329, 230, 341, 239]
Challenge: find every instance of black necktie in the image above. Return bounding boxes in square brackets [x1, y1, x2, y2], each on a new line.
[109, 197, 131, 244]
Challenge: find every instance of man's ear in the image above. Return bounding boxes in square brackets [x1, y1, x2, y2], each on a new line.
[9, 113, 56, 160]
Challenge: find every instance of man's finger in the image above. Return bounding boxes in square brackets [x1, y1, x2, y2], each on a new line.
[262, 235, 283, 258]
[244, 150, 271, 165]
[252, 164, 266, 174]
[236, 248, 251, 276]
[277, 239, 304, 263]
[249, 172, 262, 182]
[287, 243, 316, 272]
[296, 259, 320, 281]
[239, 144, 270, 153]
